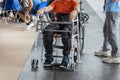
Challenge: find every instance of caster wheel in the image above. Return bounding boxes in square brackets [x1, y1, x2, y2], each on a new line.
[80, 17, 85, 24]
[31, 59, 38, 69]
[69, 63, 76, 71]
[74, 56, 77, 63]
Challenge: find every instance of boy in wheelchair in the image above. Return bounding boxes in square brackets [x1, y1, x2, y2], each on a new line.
[37, 0, 80, 68]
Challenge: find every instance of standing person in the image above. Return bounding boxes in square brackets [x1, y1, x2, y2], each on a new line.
[18, 0, 34, 30]
[95, 0, 120, 64]
[37, 0, 80, 67]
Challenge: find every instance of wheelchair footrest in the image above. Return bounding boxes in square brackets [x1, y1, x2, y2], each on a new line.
[53, 44, 64, 49]
[53, 55, 63, 58]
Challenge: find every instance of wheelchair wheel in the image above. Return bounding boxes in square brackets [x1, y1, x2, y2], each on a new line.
[80, 16, 85, 24]
[79, 24, 85, 55]
[78, 13, 85, 24]
[81, 13, 89, 22]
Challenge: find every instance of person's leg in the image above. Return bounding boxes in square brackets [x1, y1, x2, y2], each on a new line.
[103, 12, 120, 63]
[56, 13, 72, 67]
[62, 25, 71, 57]
[17, 12, 30, 23]
[95, 15, 111, 57]
[107, 12, 120, 58]
[61, 24, 72, 67]
[43, 24, 60, 65]
[18, 12, 35, 30]
[102, 17, 110, 51]
[17, 7, 35, 30]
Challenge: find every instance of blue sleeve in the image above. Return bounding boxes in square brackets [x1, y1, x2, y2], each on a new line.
[3, 0, 21, 11]
[38, 1, 48, 10]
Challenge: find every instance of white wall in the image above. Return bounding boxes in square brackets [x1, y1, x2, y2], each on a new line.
[86, 0, 105, 20]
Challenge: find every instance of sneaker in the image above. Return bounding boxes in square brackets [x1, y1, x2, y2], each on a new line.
[60, 56, 69, 68]
[103, 56, 120, 64]
[95, 49, 111, 57]
[44, 58, 53, 67]
[26, 22, 34, 30]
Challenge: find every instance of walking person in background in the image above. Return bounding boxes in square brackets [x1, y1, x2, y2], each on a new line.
[18, 0, 34, 30]
[95, 0, 120, 64]
[18, 0, 48, 30]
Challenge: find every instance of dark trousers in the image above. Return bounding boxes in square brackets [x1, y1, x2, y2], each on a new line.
[43, 13, 72, 59]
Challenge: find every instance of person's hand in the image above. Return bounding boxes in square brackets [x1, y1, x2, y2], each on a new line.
[37, 9, 44, 15]
[70, 10, 77, 22]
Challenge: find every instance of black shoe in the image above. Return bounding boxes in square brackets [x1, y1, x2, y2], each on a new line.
[44, 58, 53, 67]
[60, 56, 69, 68]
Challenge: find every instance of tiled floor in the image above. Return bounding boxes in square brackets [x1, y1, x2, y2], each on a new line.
[0, 21, 36, 80]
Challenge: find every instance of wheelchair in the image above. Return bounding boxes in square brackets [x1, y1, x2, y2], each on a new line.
[31, 12, 85, 71]
[78, 0, 89, 23]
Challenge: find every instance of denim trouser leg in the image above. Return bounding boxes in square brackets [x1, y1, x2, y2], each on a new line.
[61, 24, 72, 56]
[105, 12, 120, 57]
[43, 24, 60, 59]
[102, 18, 110, 51]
